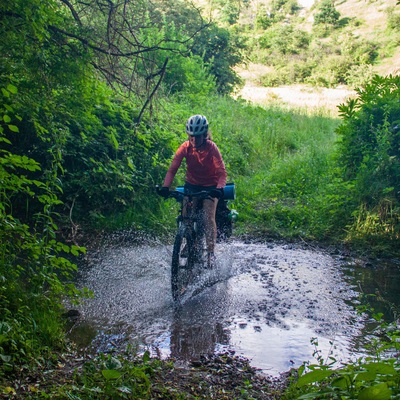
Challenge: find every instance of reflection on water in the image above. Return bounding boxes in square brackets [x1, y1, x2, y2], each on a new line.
[341, 258, 400, 353]
[170, 309, 229, 361]
[342, 259, 400, 320]
[228, 319, 351, 375]
[71, 240, 400, 376]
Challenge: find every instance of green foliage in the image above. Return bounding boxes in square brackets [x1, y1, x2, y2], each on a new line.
[248, 18, 380, 88]
[337, 75, 400, 201]
[313, 0, 341, 27]
[386, 7, 400, 31]
[336, 74, 400, 247]
[345, 64, 376, 89]
[243, 0, 387, 88]
[191, 23, 245, 94]
[285, 303, 400, 400]
[65, 352, 153, 399]
[0, 86, 88, 373]
[259, 0, 301, 21]
[255, 5, 273, 30]
[338, 33, 379, 64]
[58, 89, 177, 227]
[220, 1, 241, 25]
[164, 53, 216, 96]
[258, 25, 310, 55]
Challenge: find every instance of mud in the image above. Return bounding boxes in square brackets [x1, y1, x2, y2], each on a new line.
[70, 239, 396, 377]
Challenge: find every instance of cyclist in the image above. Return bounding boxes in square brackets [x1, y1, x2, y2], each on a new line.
[160, 114, 227, 268]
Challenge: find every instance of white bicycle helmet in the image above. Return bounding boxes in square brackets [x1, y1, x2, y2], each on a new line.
[186, 114, 209, 136]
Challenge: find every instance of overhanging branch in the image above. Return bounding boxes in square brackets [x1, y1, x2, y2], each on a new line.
[136, 58, 169, 125]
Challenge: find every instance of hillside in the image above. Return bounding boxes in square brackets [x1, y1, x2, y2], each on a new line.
[321, 0, 399, 76]
[229, 0, 400, 109]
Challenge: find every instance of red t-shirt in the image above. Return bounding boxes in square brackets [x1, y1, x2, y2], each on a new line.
[163, 140, 227, 188]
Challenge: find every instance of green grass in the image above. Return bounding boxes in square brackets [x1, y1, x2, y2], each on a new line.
[161, 95, 344, 241]
[91, 89, 398, 254]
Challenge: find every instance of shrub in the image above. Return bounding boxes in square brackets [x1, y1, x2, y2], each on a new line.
[0, 85, 88, 372]
[313, 0, 341, 27]
[336, 74, 400, 245]
[386, 6, 400, 31]
[345, 64, 375, 89]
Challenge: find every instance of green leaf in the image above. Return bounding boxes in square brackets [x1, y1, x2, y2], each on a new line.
[3, 115, 11, 123]
[6, 84, 17, 94]
[0, 354, 11, 362]
[297, 369, 334, 387]
[70, 245, 83, 256]
[0, 137, 11, 144]
[358, 383, 391, 400]
[142, 350, 150, 363]
[331, 376, 349, 389]
[297, 393, 322, 400]
[101, 369, 122, 380]
[8, 125, 19, 132]
[364, 362, 396, 375]
[355, 371, 377, 382]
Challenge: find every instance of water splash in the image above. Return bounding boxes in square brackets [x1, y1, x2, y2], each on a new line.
[71, 239, 377, 376]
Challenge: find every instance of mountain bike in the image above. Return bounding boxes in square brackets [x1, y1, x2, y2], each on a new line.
[157, 184, 236, 301]
[157, 188, 210, 300]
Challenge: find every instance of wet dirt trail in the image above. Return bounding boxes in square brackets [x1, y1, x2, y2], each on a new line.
[71, 239, 396, 377]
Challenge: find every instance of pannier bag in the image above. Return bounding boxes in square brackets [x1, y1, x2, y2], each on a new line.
[216, 182, 237, 240]
[176, 182, 238, 240]
[216, 200, 233, 240]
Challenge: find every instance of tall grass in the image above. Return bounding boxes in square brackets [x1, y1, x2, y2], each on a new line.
[163, 95, 344, 241]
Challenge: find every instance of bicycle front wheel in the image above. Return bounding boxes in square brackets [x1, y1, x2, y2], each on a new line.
[171, 228, 194, 301]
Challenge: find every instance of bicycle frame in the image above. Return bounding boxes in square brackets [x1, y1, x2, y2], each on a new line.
[168, 190, 212, 301]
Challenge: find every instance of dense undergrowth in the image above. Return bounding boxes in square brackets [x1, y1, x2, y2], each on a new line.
[1, 0, 400, 398]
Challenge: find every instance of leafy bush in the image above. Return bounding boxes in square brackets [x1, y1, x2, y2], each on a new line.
[337, 33, 379, 64]
[255, 5, 273, 30]
[313, 0, 341, 27]
[345, 64, 375, 89]
[336, 74, 400, 246]
[0, 85, 88, 372]
[191, 23, 245, 95]
[258, 25, 310, 56]
[386, 7, 400, 31]
[287, 302, 400, 400]
[67, 352, 154, 399]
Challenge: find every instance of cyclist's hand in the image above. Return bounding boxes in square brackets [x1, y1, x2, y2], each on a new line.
[159, 186, 170, 199]
[210, 188, 224, 199]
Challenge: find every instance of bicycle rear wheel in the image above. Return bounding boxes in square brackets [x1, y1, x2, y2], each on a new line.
[171, 228, 195, 301]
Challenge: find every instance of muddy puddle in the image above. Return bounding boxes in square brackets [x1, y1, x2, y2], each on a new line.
[69, 240, 400, 377]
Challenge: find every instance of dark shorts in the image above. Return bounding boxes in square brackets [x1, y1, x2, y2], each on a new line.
[184, 182, 216, 193]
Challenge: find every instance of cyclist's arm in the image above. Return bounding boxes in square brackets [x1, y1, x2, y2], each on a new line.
[163, 143, 187, 187]
[212, 146, 227, 189]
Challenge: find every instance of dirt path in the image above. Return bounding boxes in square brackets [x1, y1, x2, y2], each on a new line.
[234, 64, 356, 114]
[236, 83, 356, 112]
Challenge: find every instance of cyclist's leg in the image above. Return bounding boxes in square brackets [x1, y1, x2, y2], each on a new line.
[203, 197, 218, 254]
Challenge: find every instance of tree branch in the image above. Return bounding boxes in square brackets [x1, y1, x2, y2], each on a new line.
[59, 0, 82, 26]
[136, 58, 169, 125]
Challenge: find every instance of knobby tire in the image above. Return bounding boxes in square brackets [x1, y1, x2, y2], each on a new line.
[171, 228, 194, 301]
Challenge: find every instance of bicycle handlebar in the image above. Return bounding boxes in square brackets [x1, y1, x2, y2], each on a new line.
[155, 186, 213, 202]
